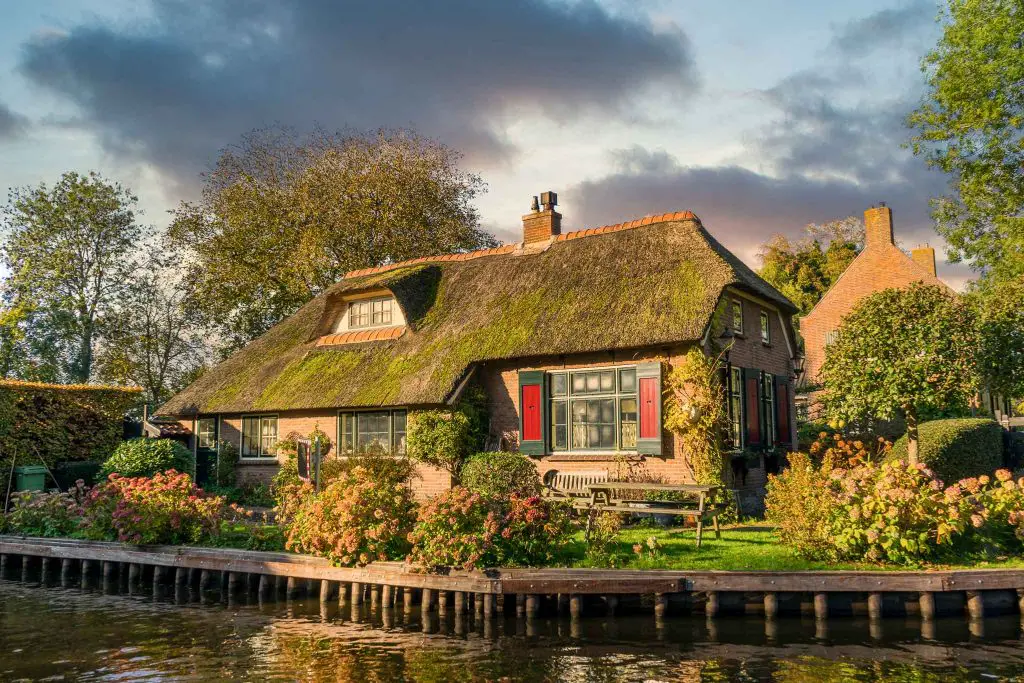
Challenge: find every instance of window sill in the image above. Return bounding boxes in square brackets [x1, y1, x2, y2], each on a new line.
[237, 458, 280, 465]
[544, 452, 643, 462]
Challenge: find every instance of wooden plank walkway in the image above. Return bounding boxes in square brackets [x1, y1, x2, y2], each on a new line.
[5, 535, 1024, 626]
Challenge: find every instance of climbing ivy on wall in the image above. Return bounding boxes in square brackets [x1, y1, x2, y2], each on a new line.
[663, 349, 728, 486]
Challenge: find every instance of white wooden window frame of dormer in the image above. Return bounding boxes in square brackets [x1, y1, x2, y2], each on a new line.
[332, 291, 407, 334]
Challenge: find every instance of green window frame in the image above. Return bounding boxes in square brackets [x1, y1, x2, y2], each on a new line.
[196, 417, 218, 450]
[338, 409, 408, 455]
[732, 298, 744, 335]
[548, 367, 638, 452]
[760, 311, 771, 345]
[240, 415, 278, 459]
[727, 366, 744, 449]
[760, 372, 776, 446]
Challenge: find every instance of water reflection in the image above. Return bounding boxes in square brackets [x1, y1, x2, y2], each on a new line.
[1, 580, 1024, 681]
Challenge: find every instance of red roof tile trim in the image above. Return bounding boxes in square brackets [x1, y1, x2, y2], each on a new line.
[342, 210, 698, 280]
[316, 325, 406, 347]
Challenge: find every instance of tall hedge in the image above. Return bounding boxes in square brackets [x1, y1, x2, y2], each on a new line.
[888, 418, 1003, 484]
[0, 381, 141, 491]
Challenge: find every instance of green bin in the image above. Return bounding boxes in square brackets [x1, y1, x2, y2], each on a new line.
[14, 465, 48, 492]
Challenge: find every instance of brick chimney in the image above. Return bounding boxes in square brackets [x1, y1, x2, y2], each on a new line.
[911, 244, 937, 277]
[522, 191, 561, 248]
[864, 203, 894, 249]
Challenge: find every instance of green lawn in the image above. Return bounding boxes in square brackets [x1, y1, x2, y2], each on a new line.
[560, 524, 1024, 572]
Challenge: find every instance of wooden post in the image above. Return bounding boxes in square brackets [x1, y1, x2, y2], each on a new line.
[454, 591, 466, 614]
[764, 592, 778, 619]
[421, 588, 434, 612]
[259, 575, 272, 599]
[153, 565, 168, 590]
[320, 580, 333, 604]
[967, 591, 985, 621]
[286, 576, 300, 600]
[524, 594, 538, 618]
[0, 554, 7, 576]
[814, 592, 828, 621]
[654, 593, 668, 618]
[61, 558, 75, 585]
[1016, 588, 1024, 616]
[175, 567, 189, 587]
[919, 591, 936, 620]
[338, 583, 350, 608]
[706, 591, 719, 618]
[404, 587, 414, 612]
[569, 594, 582, 618]
[382, 585, 394, 608]
[351, 581, 363, 605]
[515, 593, 525, 617]
[867, 592, 883, 620]
[557, 593, 569, 615]
[228, 572, 242, 597]
[371, 584, 381, 609]
[102, 561, 116, 581]
[438, 590, 448, 617]
[483, 593, 495, 618]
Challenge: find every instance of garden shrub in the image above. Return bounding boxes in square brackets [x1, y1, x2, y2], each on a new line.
[970, 470, 1024, 552]
[460, 451, 540, 499]
[212, 441, 239, 487]
[284, 466, 417, 567]
[102, 438, 195, 479]
[406, 409, 475, 477]
[408, 486, 575, 570]
[583, 512, 627, 568]
[272, 447, 414, 506]
[765, 452, 839, 560]
[80, 470, 224, 545]
[2, 482, 88, 537]
[809, 431, 892, 466]
[888, 418, 1003, 483]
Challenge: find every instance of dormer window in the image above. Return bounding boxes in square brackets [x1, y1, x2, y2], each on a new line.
[349, 297, 393, 329]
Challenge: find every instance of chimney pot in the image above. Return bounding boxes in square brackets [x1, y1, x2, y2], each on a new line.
[522, 190, 561, 248]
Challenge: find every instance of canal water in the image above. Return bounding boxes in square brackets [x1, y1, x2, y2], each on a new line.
[2, 580, 1024, 681]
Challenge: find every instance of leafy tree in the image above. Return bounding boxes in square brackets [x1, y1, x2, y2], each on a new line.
[169, 127, 497, 354]
[94, 256, 210, 406]
[821, 283, 978, 463]
[757, 217, 863, 315]
[970, 276, 1024, 404]
[0, 171, 143, 382]
[907, 0, 1024, 281]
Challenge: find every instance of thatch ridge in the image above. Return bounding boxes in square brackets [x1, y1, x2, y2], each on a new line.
[158, 216, 795, 416]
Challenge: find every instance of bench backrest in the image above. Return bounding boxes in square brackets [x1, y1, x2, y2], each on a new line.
[546, 470, 608, 496]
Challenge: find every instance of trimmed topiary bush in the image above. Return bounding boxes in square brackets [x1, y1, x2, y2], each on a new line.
[460, 451, 540, 498]
[102, 438, 195, 479]
[888, 418, 1002, 484]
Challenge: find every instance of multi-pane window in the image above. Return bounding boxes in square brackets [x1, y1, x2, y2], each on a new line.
[549, 367, 637, 451]
[760, 311, 771, 345]
[732, 299, 744, 334]
[761, 373, 776, 446]
[196, 417, 218, 450]
[241, 415, 278, 458]
[348, 297, 393, 329]
[825, 329, 839, 347]
[339, 409, 408, 455]
[727, 367, 743, 449]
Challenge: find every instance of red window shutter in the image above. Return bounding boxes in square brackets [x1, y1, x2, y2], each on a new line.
[521, 384, 542, 441]
[745, 371, 761, 446]
[518, 371, 547, 455]
[776, 378, 791, 447]
[636, 362, 663, 455]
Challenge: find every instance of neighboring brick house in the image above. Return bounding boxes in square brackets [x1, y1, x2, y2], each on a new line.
[156, 193, 800, 501]
[800, 204, 950, 387]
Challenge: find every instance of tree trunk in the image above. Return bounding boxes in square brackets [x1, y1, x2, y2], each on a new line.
[905, 409, 919, 465]
[73, 321, 93, 383]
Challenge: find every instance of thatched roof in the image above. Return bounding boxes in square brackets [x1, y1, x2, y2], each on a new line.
[158, 214, 795, 416]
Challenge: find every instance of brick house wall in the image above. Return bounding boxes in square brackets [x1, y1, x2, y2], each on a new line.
[481, 288, 797, 507]
[801, 205, 946, 385]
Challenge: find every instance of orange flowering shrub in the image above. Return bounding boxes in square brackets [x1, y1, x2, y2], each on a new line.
[407, 486, 574, 570]
[809, 431, 892, 466]
[80, 470, 224, 545]
[284, 466, 417, 567]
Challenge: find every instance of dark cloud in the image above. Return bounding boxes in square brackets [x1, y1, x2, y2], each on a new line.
[0, 102, 29, 140]
[829, 1, 937, 57]
[18, 0, 695, 184]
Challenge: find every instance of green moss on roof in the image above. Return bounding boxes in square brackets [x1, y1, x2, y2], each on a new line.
[157, 218, 796, 416]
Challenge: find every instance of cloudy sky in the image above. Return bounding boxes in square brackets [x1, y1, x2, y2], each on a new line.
[0, 0, 970, 287]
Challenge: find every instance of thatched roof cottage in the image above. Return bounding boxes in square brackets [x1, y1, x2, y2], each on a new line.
[158, 193, 800, 499]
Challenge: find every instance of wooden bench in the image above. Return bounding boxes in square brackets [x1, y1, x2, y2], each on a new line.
[543, 470, 723, 547]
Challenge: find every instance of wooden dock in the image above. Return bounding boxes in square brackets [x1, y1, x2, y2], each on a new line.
[4, 535, 1024, 633]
